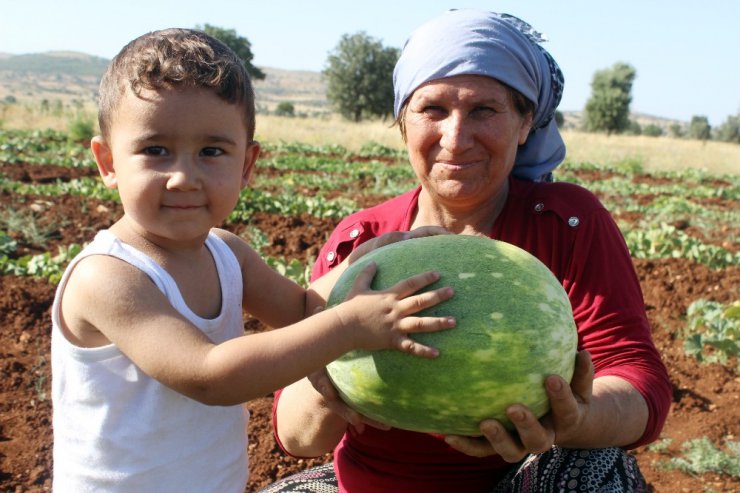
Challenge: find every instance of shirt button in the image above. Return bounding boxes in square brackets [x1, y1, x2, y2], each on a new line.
[568, 216, 580, 227]
[326, 251, 336, 262]
[534, 202, 545, 213]
[349, 228, 360, 238]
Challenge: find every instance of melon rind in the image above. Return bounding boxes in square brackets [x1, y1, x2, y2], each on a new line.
[326, 235, 578, 436]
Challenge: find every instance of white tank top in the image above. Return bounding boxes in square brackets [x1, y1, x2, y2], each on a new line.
[51, 230, 249, 492]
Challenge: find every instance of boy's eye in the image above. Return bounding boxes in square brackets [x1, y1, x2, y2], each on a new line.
[143, 146, 167, 156]
[201, 147, 224, 157]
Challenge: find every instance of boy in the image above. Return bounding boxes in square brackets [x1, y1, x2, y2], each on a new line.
[51, 28, 455, 492]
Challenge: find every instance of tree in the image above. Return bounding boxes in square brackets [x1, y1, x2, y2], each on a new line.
[554, 110, 565, 128]
[642, 124, 663, 137]
[323, 32, 399, 122]
[715, 113, 740, 143]
[626, 120, 642, 136]
[584, 62, 637, 135]
[197, 24, 265, 81]
[275, 101, 295, 117]
[669, 123, 684, 138]
[688, 115, 711, 142]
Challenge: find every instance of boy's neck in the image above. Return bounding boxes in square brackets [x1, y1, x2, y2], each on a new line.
[109, 216, 210, 262]
[108, 217, 222, 319]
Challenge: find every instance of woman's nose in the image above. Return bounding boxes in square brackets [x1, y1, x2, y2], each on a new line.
[439, 112, 474, 152]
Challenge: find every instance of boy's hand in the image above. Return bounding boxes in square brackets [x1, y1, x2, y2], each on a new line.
[335, 261, 455, 358]
[348, 226, 452, 264]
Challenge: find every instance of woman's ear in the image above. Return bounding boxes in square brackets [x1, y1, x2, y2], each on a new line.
[518, 112, 534, 145]
[241, 140, 261, 188]
[90, 136, 118, 189]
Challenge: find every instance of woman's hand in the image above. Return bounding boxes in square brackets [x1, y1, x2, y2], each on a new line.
[347, 226, 452, 264]
[444, 351, 594, 462]
[307, 368, 391, 434]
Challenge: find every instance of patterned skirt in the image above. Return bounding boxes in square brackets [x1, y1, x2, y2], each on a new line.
[256, 447, 646, 493]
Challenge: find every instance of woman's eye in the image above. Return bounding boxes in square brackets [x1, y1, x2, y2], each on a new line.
[143, 146, 167, 156]
[419, 105, 447, 118]
[201, 147, 224, 157]
[471, 106, 497, 116]
[424, 105, 445, 113]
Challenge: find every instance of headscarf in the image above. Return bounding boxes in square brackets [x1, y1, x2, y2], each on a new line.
[393, 9, 565, 181]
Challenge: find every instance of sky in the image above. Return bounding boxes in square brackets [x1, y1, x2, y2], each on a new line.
[1, 0, 738, 126]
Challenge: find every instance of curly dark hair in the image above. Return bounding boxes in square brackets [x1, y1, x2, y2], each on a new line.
[97, 28, 256, 140]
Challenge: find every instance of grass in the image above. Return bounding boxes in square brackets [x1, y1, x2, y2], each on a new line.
[256, 114, 405, 151]
[2, 106, 738, 175]
[0, 101, 97, 135]
[257, 115, 740, 175]
[0, 207, 62, 250]
[562, 132, 740, 175]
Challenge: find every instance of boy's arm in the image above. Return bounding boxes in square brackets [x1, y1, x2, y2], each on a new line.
[218, 226, 452, 327]
[215, 229, 310, 328]
[60, 251, 453, 406]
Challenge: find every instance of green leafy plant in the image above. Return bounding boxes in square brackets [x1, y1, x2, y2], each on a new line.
[623, 223, 739, 269]
[243, 227, 312, 288]
[1, 243, 83, 284]
[683, 299, 739, 367]
[665, 437, 740, 477]
[0, 231, 18, 255]
[265, 257, 312, 288]
[0, 207, 62, 250]
[647, 437, 673, 453]
[358, 141, 406, 159]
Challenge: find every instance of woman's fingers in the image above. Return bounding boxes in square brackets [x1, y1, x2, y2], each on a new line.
[444, 434, 495, 458]
[569, 350, 595, 401]
[504, 406, 554, 456]
[344, 261, 378, 298]
[307, 369, 390, 432]
[405, 225, 452, 239]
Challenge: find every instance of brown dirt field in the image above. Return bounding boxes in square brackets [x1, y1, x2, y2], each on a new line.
[0, 158, 738, 492]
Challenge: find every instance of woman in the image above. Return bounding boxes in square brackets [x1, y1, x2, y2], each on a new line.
[265, 9, 671, 493]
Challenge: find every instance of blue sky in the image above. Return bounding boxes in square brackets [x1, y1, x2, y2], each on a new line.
[1, 0, 738, 126]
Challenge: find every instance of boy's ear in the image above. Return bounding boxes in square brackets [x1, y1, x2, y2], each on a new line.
[241, 140, 261, 188]
[90, 136, 118, 189]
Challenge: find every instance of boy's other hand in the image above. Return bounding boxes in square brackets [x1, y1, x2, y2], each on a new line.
[335, 262, 455, 358]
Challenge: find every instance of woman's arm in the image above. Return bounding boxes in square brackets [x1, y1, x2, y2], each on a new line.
[275, 378, 350, 457]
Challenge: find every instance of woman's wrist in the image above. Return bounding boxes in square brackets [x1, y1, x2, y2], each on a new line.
[559, 376, 648, 448]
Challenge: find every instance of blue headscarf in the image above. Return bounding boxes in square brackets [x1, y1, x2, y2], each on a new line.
[393, 9, 565, 181]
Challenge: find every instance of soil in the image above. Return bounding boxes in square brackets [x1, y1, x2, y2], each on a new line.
[0, 157, 738, 492]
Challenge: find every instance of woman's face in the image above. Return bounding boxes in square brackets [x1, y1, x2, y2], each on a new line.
[403, 75, 533, 211]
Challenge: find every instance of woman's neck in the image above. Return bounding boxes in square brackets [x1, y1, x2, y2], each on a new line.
[411, 180, 509, 236]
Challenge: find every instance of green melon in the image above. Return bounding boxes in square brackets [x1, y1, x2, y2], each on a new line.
[325, 234, 578, 436]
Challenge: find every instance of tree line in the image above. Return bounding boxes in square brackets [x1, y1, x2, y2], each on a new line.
[203, 25, 740, 144]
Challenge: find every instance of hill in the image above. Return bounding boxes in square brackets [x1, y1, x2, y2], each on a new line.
[0, 50, 685, 129]
[0, 51, 329, 115]
[0, 51, 106, 108]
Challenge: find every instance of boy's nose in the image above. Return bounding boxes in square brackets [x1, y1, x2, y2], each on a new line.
[166, 158, 200, 190]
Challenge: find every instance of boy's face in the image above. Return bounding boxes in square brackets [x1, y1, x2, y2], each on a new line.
[91, 86, 258, 245]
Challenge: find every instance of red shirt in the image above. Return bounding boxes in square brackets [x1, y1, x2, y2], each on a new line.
[274, 177, 671, 493]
